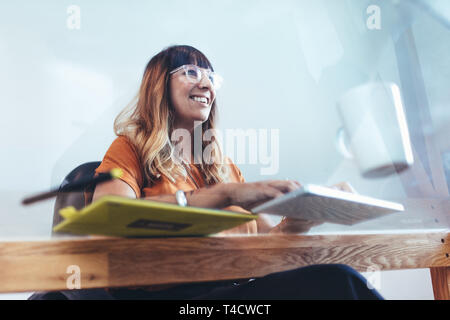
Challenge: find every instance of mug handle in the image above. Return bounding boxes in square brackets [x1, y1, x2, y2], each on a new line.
[335, 127, 354, 159]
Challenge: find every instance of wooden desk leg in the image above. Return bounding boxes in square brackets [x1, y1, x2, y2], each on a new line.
[430, 267, 449, 300]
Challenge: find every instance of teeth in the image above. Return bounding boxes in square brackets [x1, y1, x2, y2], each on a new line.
[191, 96, 208, 104]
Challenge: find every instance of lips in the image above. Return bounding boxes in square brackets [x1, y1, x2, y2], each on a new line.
[189, 95, 210, 105]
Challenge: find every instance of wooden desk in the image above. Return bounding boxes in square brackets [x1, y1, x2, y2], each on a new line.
[0, 231, 448, 299]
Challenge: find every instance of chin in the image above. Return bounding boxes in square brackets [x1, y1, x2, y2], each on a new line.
[195, 111, 211, 123]
[193, 117, 208, 125]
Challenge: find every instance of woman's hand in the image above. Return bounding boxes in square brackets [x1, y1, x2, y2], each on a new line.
[267, 181, 357, 234]
[269, 217, 323, 234]
[221, 180, 321, 234]
[220, 180, 358, 234]
[222, 180, 301, 211]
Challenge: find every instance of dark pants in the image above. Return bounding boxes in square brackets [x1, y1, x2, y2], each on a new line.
[29, 264, 383, 300]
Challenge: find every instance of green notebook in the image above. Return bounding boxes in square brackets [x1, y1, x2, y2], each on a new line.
[53, 195, 257, 237]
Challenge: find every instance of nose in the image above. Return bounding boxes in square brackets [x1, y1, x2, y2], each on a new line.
[197, 71, 214, 91]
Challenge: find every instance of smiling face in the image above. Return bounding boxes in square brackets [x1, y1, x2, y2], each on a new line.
[169, 65, 216, 130]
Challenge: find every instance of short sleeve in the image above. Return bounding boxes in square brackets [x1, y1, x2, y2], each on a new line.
[94, 135, 144, 198]
[234, 164, 245, 183]
[224, 157, 245, 183]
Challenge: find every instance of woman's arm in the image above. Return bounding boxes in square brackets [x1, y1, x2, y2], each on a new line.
[92, 179, 228, 208]
[92, 179, 300, 210]
[92, 179, 138, 202]
[92, 179, 325, 235]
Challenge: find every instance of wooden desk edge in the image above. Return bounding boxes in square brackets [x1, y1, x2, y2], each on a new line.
[0, 231, 448, 294]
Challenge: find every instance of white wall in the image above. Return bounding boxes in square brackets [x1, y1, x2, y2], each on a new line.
[1, 0, 448, 299]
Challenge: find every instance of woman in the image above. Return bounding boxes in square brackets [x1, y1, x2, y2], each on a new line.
[31, 45, 383, 300]
[90, 44, 317, 235]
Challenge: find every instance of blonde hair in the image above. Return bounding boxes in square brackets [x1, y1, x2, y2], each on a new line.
[114, 45, 229, 186]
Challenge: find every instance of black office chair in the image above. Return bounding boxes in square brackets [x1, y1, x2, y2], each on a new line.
[29, 161, 108, 299]
[51, 161, 101, 237]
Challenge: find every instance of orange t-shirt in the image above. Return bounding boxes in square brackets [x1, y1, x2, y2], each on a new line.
[90, 135, 257, 235]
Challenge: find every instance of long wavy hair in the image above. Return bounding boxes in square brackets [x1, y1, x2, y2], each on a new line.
[113, 45, 229, 186]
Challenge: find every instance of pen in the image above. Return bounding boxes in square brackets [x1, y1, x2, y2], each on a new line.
[21, 168, 123, 205]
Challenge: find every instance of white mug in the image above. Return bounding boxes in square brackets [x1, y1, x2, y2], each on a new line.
[336, 82, 414, 178]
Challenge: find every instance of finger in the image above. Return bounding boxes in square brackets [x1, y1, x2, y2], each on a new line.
[263, 185, 285, 199]
[250, 185, 284, 204]
[277, 218, 316, 234]
[286, 179, 302, 188]
[271, 180, 298, 192]
[246, 187, 284, 210]
[267, 180, 300, 193]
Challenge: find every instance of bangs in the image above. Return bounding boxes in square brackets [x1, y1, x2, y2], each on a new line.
[168, 45, 214, 71]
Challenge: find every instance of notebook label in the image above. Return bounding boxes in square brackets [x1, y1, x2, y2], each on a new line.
[127, 219, 191, 231]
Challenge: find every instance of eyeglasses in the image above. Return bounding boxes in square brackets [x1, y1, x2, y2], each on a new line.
[169, 64, 223, 90]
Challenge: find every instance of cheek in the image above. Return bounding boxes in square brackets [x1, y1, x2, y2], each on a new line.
[170, 82, 188, 109]
[173, 82, 192, 101]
